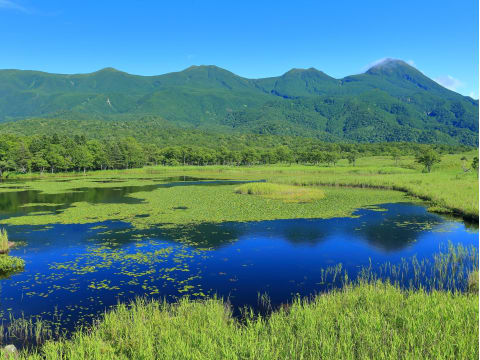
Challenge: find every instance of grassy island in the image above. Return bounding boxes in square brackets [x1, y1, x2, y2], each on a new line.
[0, 229, 24, 275]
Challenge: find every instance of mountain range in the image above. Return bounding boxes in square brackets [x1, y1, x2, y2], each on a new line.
[0, 59, 478, 146]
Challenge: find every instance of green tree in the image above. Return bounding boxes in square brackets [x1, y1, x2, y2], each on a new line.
[87, 140, 108, 170]
[241, 148, 259, 166]
[106, 141, 124, 169]
[72, 145, 94, 173]
[310, 150, 324, 165]
[275, 146, 294, 164]
[0, 160, 7, 178]
[45, 144, 66, 173]
[31, 152, 49, 173]
[415, 150, 441, 173]
[472, 156, 478, 176]
[391, 148, 401, 166]
[347, 150, 359, 167]
[324, 152, 339, 167]
[120, 138, 145, 169]
[11, 142, 32, 173]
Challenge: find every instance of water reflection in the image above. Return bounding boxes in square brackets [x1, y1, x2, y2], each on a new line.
[140, 203, 446, 252]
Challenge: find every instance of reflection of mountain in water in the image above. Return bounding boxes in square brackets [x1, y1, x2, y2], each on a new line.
[351, 204, 445, 251]
[150, 203, 451, 252]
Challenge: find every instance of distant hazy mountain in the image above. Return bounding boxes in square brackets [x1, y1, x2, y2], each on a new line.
[0, 59, 477, 145]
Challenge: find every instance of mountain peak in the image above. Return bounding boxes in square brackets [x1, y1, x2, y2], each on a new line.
[366, 58, 414, 75]
[184, 65, 226, 72]
[96, 67, 122, 73]
[285, 67, 323, 74]
[282, 67, 335, 81]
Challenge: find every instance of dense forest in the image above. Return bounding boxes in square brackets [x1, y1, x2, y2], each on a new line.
[0, 59, 478, 146]
[0, 133, 472, 175]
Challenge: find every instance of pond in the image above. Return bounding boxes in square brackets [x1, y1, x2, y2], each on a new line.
[0, 177, 477, 340]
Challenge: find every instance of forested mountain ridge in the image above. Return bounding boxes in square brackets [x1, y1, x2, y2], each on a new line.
[0, 59, 477, 145]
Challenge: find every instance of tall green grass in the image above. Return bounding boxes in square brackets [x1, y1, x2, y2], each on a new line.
[10, 282, 478, 360]
[0, 228, 9, 253]
[361, 243, 479, 292]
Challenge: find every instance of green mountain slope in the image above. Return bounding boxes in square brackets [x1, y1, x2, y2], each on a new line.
[0, 59, 477, 145]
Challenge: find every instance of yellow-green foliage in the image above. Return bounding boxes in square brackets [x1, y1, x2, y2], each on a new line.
[0, 228, 8, 252]
[0, 229, 24, 274]
[0, 254, 25, 275]
[235, 182, 325, 203]
[14, 282, 479, 360]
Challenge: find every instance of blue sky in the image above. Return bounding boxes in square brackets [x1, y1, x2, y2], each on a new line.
[0, 0, 478, 98]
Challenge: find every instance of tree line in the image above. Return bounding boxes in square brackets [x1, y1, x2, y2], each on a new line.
[0, 133, 474, 176]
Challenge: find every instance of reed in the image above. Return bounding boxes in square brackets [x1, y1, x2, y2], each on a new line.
[0, 228, 9, 253]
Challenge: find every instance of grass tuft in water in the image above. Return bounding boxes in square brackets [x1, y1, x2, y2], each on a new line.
[235, 182, 325, 203]
[357, 243, 478, 293]
[0, 229, 25, 275]
[0, 314, 62, 350]
[0, 228, 9, 253]
[0, 255, 25, 275]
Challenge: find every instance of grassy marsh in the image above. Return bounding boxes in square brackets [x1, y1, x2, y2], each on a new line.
[0, 180, 409, 229]
[4, 152, 476, 222]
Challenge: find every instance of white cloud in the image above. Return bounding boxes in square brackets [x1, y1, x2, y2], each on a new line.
[433, 75, 464, 91]
[362, 57, 416, 72]
[0, 0, 29, 12]
[362, 57, 391, 71]
[468, 91, 478, 99]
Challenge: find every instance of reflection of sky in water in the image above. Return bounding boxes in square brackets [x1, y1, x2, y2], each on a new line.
[0, 202, 477, 333]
